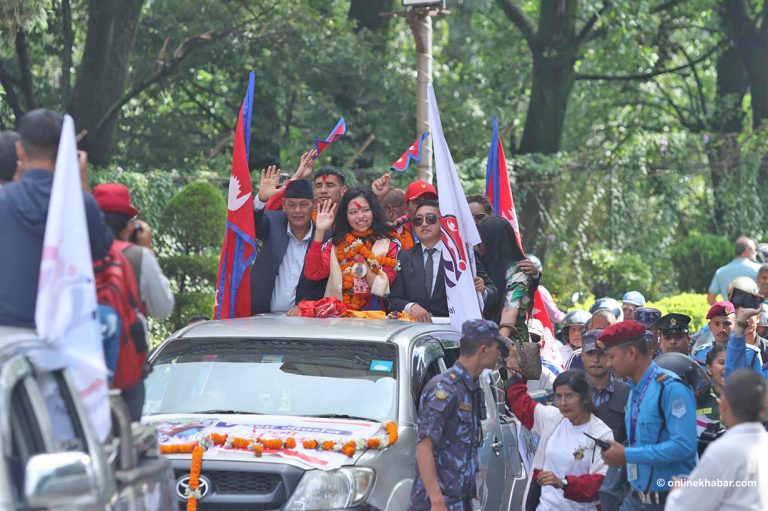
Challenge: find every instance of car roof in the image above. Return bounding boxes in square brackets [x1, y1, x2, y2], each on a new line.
[173, 316, 459, 345]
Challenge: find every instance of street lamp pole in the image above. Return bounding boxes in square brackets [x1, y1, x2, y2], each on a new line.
[407, 11, 433, 183]
[381, 3, 448, 184]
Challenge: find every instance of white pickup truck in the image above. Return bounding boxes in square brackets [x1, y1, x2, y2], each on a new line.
[0, 326, 175, 511]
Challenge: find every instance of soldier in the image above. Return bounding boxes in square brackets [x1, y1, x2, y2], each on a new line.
[599, 321, 697, 510]
[656, 313, 692, 355]
[410, 319, 512, 511]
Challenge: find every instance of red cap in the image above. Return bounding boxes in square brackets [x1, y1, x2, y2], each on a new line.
[93, 183, 139, 216]
[706, 300, 735, 320]
[597, 320, 646, 350]
[404, 180, 437, 203]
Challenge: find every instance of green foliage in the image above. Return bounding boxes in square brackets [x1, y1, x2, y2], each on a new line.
[583, 248, 654, 300]
[161, 181, 226, 254]
[646, 293, 711, 332]
[159, 181, 226, 331]
[671, 233, 732, 293]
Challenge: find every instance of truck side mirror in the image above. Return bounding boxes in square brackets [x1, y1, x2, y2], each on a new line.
[25, 452, 98, 508]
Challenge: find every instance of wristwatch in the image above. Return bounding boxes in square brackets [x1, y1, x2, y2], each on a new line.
[561, 478, 568, 489]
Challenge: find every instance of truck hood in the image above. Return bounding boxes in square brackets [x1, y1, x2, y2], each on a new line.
[144, 413, 387, 471]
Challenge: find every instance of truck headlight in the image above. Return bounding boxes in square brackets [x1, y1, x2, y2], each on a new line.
[284, 467, 375, 510]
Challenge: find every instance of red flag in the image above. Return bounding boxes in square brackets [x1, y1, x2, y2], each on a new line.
[214, 73, 257, 319]
[485, 117, 553, 333]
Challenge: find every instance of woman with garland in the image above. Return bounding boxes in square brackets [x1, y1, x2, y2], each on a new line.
[303, 188, 400, 311]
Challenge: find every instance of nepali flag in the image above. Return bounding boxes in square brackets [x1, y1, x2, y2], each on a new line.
[214, 71, 257, 319]
[391, 132, 429, 172]
[313, 117, 346, 157]
[485, 116, 554, 334]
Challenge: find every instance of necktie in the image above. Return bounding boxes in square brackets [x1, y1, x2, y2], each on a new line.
[424, 248, 436, 299]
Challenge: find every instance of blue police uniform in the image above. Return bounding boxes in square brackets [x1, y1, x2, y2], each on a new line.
[621, 361, 697, 510]
[725, 333, 768, 379]
[693, 341, 761, 369]
[410, 361, 482, 511]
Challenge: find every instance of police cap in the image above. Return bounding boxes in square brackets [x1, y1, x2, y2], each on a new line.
[656, 313, 691, 335]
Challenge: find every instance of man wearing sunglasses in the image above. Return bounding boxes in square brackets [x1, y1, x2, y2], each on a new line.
[388, 201, 496, 322]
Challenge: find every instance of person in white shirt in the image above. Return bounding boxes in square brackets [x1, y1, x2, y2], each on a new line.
[506, 355, 613, 511]
[665, 369, 768, 511]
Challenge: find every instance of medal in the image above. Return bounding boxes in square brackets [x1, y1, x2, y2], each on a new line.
[352, 262, 367, 279]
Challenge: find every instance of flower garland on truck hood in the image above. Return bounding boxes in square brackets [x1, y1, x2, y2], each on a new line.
[159, 422, 399, 509]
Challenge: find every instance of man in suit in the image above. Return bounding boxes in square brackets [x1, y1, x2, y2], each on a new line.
[251, 170, 330, 314]
[389, 201, 496, 322]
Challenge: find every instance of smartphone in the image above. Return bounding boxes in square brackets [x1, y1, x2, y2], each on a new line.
[730, 287, 762, 310]
[584, 432, 610, 451]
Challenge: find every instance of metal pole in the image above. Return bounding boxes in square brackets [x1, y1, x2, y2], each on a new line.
[407, 11, 433, 183]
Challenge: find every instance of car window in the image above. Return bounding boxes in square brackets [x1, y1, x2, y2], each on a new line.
[146, 338, 398, 422]
[9, 378, 47, 505]
[410, 337, 444, 406]
[36, 371, 87, 453]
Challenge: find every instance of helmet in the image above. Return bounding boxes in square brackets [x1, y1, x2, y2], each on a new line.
[563, 309, 591, 327]
[526, 254, 543, 272]
[655, 352, 711, 405]
[561, 310, 591, 343]
[622, 291, 646, 307]
[589, 297, 624, 322]
[759, 304, 768, 327]
[727, 276, 758, 298]
[757, 243, 768, 264]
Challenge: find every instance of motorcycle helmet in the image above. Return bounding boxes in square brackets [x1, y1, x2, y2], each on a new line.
[589, 297, 624, 322]
[654, 352, 711, 407]
[561, 309, 591, 343]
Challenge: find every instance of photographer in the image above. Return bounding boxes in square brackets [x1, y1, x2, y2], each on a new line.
[93, 183, 174, 420]
[725, 278, 768, 378]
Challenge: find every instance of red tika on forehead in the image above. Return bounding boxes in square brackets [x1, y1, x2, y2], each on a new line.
[352, 200, 364, 210]
[320, 175, 329, 182]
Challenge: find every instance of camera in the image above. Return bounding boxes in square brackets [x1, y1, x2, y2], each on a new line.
[730, 287, 762, 310]
[129, 221, 143, 243]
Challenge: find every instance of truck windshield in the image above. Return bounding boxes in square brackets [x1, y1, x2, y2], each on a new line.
[144, 338, 398, 422]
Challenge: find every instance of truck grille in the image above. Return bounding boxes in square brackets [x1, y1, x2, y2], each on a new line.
[174, 470, 281, 494]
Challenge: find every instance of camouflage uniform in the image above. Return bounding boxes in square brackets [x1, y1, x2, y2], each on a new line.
[409, 361, 483, 511]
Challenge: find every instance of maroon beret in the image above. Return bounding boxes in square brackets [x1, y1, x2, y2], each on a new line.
[596, 320, 646, 350]
[706, 300, 735, 320]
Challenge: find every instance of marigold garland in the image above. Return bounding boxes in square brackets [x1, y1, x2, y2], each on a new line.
[390, 226, 414, 251]
[336, 232, 399, 311]
[160, 422, 401, 467]
[186, 444, 204, 511]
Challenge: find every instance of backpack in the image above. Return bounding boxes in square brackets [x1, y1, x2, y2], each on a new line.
[94, 240, 149, 389]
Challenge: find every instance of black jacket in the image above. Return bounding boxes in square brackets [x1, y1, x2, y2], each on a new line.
[388, 243, 497, 318]
[594, 378, 630, 444]
[250, 208, 330, 314]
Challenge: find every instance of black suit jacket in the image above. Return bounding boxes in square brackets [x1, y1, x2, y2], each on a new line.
[388, 243, 497, 318]
[250, 208, 330, 314]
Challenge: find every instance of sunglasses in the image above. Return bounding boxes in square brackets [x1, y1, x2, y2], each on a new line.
[413, 213, 439, 227]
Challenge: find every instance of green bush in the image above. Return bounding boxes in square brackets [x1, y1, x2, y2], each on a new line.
[671, 233, 732, 293]
[160, 182, 227, 330]
[161, 181, 227, 254]
[583, 248, 653, 300]
[646, 293, 710, 332]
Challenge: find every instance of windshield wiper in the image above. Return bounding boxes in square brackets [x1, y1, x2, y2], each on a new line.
[193, 409, 262, 415]
[305, 413, 375, 422]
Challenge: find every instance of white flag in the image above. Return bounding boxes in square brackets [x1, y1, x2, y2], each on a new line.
[36, 115, 111, 441]
[428, 85, 483, 331]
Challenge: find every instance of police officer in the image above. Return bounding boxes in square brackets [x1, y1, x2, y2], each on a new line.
[410, 319, 513, 511]
[655, 313, 692, 356]
[581, 329, 630, 443]
[599, 321, 697, 510]
[633, 308, 662, 357]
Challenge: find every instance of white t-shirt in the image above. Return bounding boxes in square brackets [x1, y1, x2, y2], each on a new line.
[538, 419, 598, 511]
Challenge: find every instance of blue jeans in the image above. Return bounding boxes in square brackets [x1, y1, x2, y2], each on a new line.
[97, 305, 120, 384]
[121, 380, 145, 422]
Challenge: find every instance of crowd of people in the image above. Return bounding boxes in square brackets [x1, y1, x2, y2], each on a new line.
[2, 108, 768, 511]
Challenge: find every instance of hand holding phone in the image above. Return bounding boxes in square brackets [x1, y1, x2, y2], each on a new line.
[584, 432, 610, 452]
